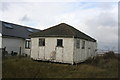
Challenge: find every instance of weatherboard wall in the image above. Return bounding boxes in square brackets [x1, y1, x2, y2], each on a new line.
[31, 37, 74, 64]
[73, 38, 97, 63]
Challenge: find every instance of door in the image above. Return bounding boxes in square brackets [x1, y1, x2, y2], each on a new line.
[38, 47, 45, 59]
[55, 39, 64, 62]
[38, 38, 45, 59]
[56, 47, 63, 62]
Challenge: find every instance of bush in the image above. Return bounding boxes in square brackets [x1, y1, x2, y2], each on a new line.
[84, 55, 112, 67]
[2, 51, 8, 57]
[84, 56, 101, 65]
[103, 51, 116, 59]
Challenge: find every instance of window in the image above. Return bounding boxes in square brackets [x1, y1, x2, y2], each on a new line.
[82, 41, 85, 49]
[57, 39, 63, 47]
[76, 39, 80, 48]
[25, 40, 31, 49]
[39, 39, 45, 46]
[27, 28, 34, 32]
[3, 23, 13, 29]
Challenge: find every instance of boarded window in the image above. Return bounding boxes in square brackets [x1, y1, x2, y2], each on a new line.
[76, 39, 80, 48]
[57, 39, 63, 47]
[39, 39, 45, 46]
[25, 40, 31, 49]
[82, 41, 85, 49]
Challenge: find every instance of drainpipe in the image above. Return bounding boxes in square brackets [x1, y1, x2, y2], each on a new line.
[19, 47, 21, 56]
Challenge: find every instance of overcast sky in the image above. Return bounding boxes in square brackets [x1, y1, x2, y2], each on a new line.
[0, 0, 118, 51]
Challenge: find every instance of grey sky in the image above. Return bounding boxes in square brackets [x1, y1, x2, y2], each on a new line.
[0, 0, 118, 51]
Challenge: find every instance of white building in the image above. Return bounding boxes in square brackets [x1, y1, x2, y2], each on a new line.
[0, 21, 40, 56]
[30, 23, 97, 64]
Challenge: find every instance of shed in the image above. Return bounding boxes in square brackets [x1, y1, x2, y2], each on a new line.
[30, 23, 97, 64]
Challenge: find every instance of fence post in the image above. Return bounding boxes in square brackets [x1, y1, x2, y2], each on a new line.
[4, 47, 6, 52]
[2, 47, 6, 57]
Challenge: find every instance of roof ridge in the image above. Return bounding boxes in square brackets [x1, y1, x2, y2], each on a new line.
[66, 24, 95, 40]
[64, 24, 75, 36]
[30, 23, 96, 42]
[1, 21, 40, 30]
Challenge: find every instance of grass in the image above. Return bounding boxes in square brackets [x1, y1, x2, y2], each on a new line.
[2, 55, 119, 78]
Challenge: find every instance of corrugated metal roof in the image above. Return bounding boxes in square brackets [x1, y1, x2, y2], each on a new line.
[1, 21, 40, 39]
[30, 23, 96, 42]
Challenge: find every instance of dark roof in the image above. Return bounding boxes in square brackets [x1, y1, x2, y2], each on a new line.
[30, 23, 96, 42]
[1, 21, 40, 39]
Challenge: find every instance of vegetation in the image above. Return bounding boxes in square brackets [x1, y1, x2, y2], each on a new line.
[2, 52, 119, 78]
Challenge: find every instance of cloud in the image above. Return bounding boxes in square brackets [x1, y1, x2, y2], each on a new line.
[0, 0, 119, 2]
[86, 12, 117, 27]
[0, 2, 118, 51]
[53, 2, 118, 50]
[82, 3, 118, 50]
[20, 15, 30, 22]
[0, 2, 10, 11]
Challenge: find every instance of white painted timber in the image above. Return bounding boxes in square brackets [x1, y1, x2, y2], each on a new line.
[31, 38, 39, 59]
[73, 38, 97, 63]
[39, 47, 45, 59]
[31, 37, 97, 64]
[31, 37, 74, 64]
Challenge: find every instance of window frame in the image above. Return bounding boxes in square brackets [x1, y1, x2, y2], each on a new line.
[76, 39, 80, 49]
[82, 40, 85, 49]
[57, 39, 63, 47]
[25, 40, 31, 49]
[39, 38, 45, 46]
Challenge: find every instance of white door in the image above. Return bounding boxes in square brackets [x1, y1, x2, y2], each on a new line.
[56, 47, 63, 62]
[38, 47, 45, 59]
